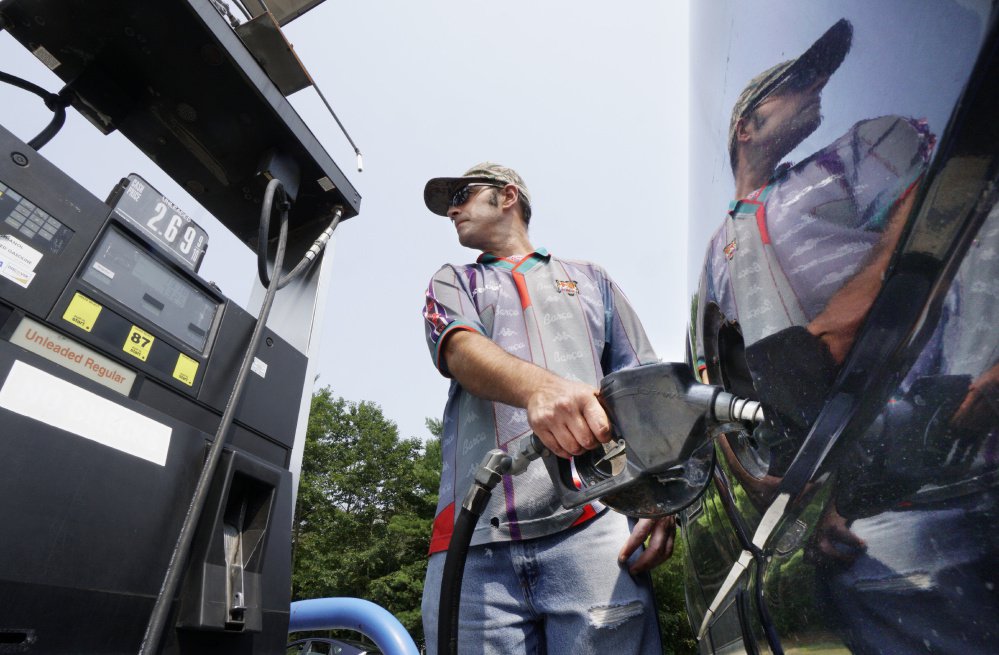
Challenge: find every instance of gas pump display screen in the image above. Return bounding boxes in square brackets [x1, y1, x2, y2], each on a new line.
[82, 227, 219, 352]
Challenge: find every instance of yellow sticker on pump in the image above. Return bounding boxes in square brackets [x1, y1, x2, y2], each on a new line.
[63, 293, 103, 333]
[173, 353, 199, 387]
[123, 325, 155, 362]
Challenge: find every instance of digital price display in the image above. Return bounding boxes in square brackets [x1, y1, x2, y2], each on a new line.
[110, 174, 208, 273]
[81, 226, 219, 353]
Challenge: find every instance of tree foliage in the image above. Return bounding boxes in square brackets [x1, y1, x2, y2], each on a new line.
[651, 536, 698, 654]
[291, 388, 440, 646]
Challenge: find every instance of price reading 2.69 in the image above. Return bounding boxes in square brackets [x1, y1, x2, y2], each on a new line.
[148, 201, 202, 256]
[111, 174, 209, 273]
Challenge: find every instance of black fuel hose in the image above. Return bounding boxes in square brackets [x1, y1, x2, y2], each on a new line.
[438, 505, 480, 655]
[257, 183, 343, 289]
[139, 178, 341, 654]
[438, 449, 511, 655]
[438, 438, 545, 655]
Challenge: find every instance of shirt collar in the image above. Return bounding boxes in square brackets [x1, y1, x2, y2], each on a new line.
[728, 162, 793, 214]
[477, 247, 550, 269]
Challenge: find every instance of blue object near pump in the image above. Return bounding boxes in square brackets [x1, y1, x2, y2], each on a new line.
[289, 598, 420, 655]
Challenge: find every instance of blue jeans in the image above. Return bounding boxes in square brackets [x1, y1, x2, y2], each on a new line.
[422, 510, 663, 655]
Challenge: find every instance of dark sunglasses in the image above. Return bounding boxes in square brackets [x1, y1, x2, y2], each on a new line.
[749, 65, 824, 116]
[782, 64, 822, 93]
[448, 183, 502, 208]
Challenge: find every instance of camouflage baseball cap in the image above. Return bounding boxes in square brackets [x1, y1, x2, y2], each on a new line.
[728, 19, 853, 166]
[424, 162, 532, 217]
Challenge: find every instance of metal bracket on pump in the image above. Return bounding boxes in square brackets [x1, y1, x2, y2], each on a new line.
[541, 362, 765, 518]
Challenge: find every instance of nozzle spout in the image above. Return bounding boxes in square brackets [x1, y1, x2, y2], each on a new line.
[713, 391, 765, 424]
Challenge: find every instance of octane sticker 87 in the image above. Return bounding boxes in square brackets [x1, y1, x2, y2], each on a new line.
[123, 325, 155, 362]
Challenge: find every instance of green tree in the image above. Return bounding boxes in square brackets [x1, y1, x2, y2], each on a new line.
[291, 389, 441, 646]
[651, 535, 698, 654]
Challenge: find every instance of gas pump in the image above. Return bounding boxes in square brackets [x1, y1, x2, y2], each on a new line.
[0, 1, 387, 653]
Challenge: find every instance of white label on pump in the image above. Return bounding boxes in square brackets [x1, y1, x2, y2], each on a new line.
[32, 45, 61, 70]
[0, 258, 35, 288]
[251, 357, 268, 378]
[91, 261, 115, 279]
[0, 360, 171, 466]
[0, 234, 41, 288]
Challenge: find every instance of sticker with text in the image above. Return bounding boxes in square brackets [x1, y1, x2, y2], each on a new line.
[63, 293, 103, 332]
[173, 353, 199, 387]
[123, 325, 155, 362]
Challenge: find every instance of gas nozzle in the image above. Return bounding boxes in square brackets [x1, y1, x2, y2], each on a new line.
[461, 434, 549, 514]
[540, 362, 765, 518]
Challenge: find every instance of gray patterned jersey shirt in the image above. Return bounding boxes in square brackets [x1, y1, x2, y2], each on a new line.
[423, 249, 657, 552]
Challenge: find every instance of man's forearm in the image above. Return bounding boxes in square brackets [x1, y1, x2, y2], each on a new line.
[444, 329, 558, 408]
[807, 189, 916, 363]
[442, 329, 611, 457]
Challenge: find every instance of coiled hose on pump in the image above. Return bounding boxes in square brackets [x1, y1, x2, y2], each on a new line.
[139, 178, 342, 655]
[0, 71, 73, 150]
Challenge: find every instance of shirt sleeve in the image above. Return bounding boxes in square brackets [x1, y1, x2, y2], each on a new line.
[599, 268, 658, 375]
[843, 115, 934, 231]
[694, 226, 731, 365]
[423, 265, 486, 377]
[694, 255, 711, 373]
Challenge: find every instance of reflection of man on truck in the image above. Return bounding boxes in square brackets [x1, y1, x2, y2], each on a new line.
[694, 17, 999, 655]
[696, 18, 934, 382]
[695, 18, 934, 510]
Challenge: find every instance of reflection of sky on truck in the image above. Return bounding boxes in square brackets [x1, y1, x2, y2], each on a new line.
[688, 0, 988, 285]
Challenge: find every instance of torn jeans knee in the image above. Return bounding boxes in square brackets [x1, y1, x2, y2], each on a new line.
[586, 600, 646, 629]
